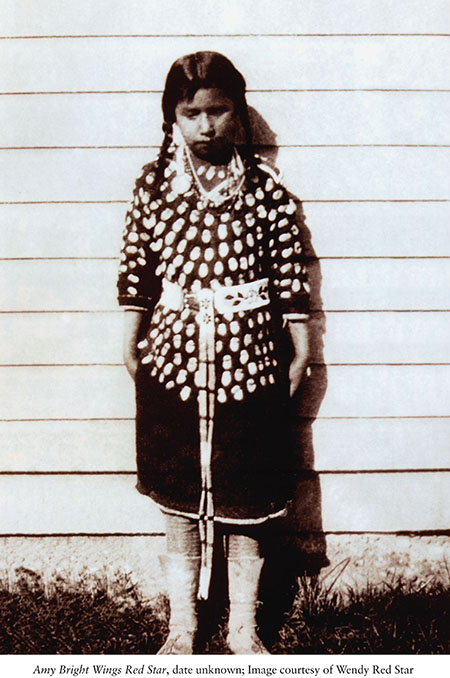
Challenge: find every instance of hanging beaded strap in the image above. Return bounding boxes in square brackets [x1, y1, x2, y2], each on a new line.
[195, 288, 216, 600]
[159, 278, 270, 599]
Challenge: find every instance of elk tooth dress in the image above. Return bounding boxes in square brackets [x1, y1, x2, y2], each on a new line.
[117, 144, 310, 535]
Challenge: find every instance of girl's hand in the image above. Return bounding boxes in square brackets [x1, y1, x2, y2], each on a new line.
[289, 354, 307, 397]
[124, 353, 139, 382]
[123, 310, 146, 382]
[286, 320, 309, 397]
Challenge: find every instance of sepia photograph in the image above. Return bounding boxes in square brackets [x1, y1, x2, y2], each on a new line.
[0, 0, 449, 669]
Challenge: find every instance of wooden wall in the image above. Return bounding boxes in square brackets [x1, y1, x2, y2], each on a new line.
[1, 1, 449, 545]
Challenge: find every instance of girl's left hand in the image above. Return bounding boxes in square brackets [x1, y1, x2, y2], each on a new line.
[286, 321, 309, 397]
[123, 310, 146, 383]
[289, 355, 307, 397]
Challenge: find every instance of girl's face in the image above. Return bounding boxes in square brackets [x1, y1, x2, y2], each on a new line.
[174, 88, 238, 162]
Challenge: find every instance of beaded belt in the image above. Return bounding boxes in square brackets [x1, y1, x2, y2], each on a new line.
[159, 278, 270, 599]
[159, 277, 270, 315]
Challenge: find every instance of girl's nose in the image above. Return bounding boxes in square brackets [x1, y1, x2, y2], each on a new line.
[199, 114, 214, 136]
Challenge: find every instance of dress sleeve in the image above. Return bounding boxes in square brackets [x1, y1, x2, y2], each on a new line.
[266, 184, 310, 320]
[117, 164, 161, 312]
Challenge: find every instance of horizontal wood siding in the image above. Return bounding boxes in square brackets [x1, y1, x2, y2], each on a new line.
[1, 418, 449, 473]
[1, 147, 449, 201]
[1, 473, 449, 534]
[2, 311, 449, 365]
[2, 36, 450, 92]
[2, 364, 449, 420]
[2, 258, 449, 311]
[1, 202, 449, 258]
[2, 3, 449, 542]
[3, 91, 450, 147]
[3, 0, 450, 35]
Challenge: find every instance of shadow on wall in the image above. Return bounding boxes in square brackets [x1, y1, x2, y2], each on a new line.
[251, 104, 329, 540]
[256, 108, 329, 644]
[200, 108, 329, 647]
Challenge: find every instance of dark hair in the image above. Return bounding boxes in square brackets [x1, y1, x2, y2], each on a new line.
[152, 51, 255, 195]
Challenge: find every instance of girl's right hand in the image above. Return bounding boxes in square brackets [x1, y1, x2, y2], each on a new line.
[124, 354, 139, 382]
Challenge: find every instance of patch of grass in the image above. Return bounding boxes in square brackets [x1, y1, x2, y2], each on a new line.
[0, 566, 448, 654]
[271, 573, 450, 654]
[0, 567, 166, 654]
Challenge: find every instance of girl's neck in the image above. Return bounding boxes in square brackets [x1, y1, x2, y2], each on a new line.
[187, 146, 234, 192]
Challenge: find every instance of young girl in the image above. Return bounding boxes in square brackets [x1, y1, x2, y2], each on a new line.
[117, 51, 310, 654]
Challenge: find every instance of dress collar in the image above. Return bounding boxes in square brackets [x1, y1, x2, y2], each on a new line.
[169, 138, 245, 208]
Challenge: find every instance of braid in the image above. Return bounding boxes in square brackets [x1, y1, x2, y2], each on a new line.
[152, 122, 175, 197]
[239, 106, 259, 181]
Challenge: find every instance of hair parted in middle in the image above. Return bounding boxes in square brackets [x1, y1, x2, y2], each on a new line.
[151, 51, 256, 195]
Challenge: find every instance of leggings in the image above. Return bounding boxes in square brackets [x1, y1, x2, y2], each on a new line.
[164, 512, 261, 559]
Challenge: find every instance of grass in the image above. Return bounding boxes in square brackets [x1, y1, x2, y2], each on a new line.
[270, 573, 449, 654]
[0, 565, 448, 654]
[0, 567, 165, 654]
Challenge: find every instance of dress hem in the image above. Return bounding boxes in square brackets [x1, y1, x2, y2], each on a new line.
[148, 495, 287, 525]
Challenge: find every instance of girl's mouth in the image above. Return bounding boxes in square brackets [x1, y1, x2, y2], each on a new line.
[192, 138, 230, 154]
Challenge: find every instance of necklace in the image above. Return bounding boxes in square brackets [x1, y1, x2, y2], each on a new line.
[183, 146, 245, 208]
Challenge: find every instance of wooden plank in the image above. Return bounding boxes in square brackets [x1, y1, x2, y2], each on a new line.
[1, 311, 450, 366]
[249, 91, 450, 147]
[315, 471, 450, 532]
[0, 365, 135, 420]
[2, 202, 449, 259]
[0, 420, 135, 472]
[0, 312, 122, 365]
[4, 91, 450, 148]
[1, 147, 449, 202]
[0, 475, 164, 534]
[4, 0, 450, 35]
[316, 258, 450, 312]
[279, 146, 450, 202]
[1, 417, 449, 473]
[1, 258, 449, 312]
[311, 418, 450, 471]
[304, 202, 450, 258]
[318, 311, 450, 364]
[1, 472, 448, 533]
[2, 36, 450, 93]
[0, 364, 449, 420]
[0, 260, 119, 312]
[0, 203, 124, 259]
